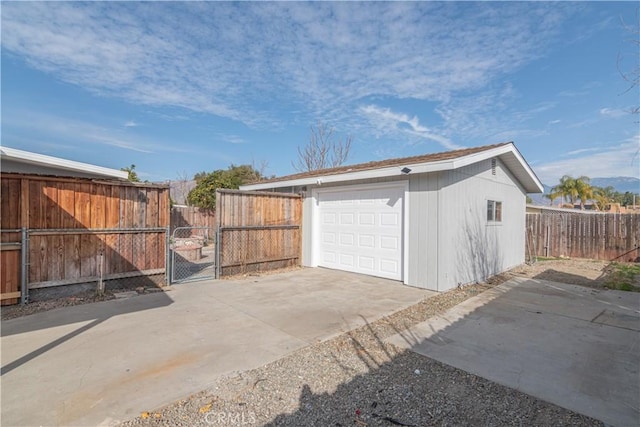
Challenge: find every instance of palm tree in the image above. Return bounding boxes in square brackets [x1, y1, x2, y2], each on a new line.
[551, 175, 579, 207]
[544, 189, 563, 206]
[574, 176, 593, 210]
[593, 186, 617, 211]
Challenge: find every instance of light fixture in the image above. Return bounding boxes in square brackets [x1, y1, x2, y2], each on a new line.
[401, 167, 411, 174]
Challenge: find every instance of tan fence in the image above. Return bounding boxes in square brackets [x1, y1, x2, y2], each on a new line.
[526, 212, 640, 262]
[216, 189, 302, 276]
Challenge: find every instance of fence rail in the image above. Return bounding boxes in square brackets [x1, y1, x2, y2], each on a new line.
[215, 189, 302, 276]
[526, 212, 640, 261]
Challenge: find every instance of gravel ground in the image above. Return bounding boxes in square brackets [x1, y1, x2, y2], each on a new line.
[0, 283, 166, 321]
[120, 272, 601, 427]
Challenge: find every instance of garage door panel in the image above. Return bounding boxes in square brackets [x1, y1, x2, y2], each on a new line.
[322, 232, 336, 245]
[322, 212, 336, 224]
[358, 212, 375, 225]
[317, 185, 403, 281]
[380, 259, 399, 275]
[339, 213, 354, 225]
[339, 233, 354, 246]
[358, 234, 375, 248]
[380, 236, 399, 250]
[358, 256, 375, 270]
[339, 253, 354, 267]
[380, 212, 399, 226]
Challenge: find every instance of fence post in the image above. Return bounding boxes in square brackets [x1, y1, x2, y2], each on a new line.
[20, 228, 28, 305]
[215, 226, 221, 279]
[165, 226, 171, 285]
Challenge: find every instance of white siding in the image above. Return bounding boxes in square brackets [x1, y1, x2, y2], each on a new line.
[436, 158, 525, 291]
[297, 157, 526, 292]
[407, 172, 439, 290]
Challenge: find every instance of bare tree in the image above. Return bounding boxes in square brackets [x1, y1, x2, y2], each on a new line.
[292, 123, 353, 172]
[172, 170, 193, 205]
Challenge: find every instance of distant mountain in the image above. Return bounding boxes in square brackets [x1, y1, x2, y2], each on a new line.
[528, 177, 639, 206]
[590, 177, 640, 194]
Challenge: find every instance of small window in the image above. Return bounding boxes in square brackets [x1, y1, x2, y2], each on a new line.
[487, 200, 502, 222]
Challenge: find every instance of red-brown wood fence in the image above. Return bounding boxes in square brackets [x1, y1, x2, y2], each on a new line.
[526, 212, 640, 262]
[1, 173, 170, 305]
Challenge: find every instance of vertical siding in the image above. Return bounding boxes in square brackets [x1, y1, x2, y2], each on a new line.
[437, 158, 525, 291]
[407, 172, 439, 290]
[301, 195, 314, 266]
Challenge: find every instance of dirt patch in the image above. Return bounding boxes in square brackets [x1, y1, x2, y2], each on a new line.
[507, 258, 640, 291]
[1, 280, 167, 321]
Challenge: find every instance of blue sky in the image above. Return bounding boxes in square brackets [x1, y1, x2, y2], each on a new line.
[2, 2, 638, 185]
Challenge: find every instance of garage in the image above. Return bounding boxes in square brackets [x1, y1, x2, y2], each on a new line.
[312, 183, 406, 281]
[242, 143, 544, 292]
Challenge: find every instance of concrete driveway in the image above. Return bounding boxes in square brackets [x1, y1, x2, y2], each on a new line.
[387, 277, 640, 427]
[1, 268, 432, 426]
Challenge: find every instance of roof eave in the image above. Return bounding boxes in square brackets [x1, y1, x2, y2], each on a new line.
[0, 147, 129, 180]
[241, 143, 544, 193]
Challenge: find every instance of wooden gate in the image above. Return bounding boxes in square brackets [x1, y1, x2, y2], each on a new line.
[216, 189, 302, 277]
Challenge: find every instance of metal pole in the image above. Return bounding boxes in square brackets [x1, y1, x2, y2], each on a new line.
[20, 228, 28, 305]
[165, 226, 171, 285]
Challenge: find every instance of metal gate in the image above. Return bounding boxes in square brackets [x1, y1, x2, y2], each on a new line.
[170, 226, 217, 284]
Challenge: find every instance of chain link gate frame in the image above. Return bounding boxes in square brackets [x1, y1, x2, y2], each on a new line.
[170, 226, 217, 284]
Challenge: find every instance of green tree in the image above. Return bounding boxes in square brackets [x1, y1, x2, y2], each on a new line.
[121, 164, 140, 182]
[551, 175, 579, 206]
[621, 191, 639, 207]
[550, 175, 593, 209]
[186, 164, 263, 209]
[593, 186, 617, 211]
[574, 176, 593, 210]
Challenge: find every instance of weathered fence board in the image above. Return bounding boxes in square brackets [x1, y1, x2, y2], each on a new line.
[526, 212, 639, 261]
[170, 206, 216, 231]
[216, 189, 302, 276]
[0, 174, 170, 301]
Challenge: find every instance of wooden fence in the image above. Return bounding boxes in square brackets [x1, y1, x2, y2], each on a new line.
[0, 173, 169, 304]
[216, 189, 302, 276]
[526, 212, 640, 262]
[170, 206, 216, 232]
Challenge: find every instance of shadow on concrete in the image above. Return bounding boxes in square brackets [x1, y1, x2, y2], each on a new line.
[1, 292, 173, 375]
[262, 280, 636, 427]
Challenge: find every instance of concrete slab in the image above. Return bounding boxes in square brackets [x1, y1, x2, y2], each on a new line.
[387, 277, 640, 427]
[1, 268, 432, 426]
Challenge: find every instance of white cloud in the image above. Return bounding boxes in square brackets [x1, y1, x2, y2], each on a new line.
[564, 147, 602, 156]
[1, 2, 570, 131]
[124, 120, 138, 128]
[599, 108, 627, 118]
[534, 135, 640, 184]
[359, 105, 461, 150]
[2, 109, 189, 154]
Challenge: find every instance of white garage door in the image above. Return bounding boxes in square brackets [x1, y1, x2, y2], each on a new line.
[315, 184, 404, 280]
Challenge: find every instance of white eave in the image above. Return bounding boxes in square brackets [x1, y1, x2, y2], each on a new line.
[0, 146, 129, 180]
[242, 143, 544, 193]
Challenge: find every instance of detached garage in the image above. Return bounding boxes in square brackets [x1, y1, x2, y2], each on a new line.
[241, 142, 543, 292]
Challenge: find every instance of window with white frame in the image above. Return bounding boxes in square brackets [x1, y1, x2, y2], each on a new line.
[487, 200, 502, 222]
